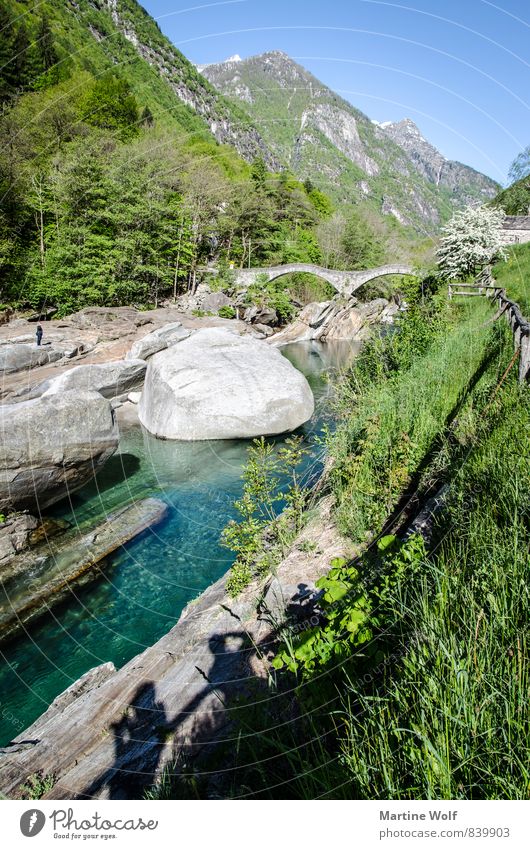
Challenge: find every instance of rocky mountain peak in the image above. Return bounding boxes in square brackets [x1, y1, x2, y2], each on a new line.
[200, 50, 499, 231]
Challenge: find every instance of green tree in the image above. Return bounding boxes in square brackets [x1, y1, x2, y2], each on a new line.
[341, 210, 384, 269]
[81, 75, 139, 138]
[508, 145, 530, 184]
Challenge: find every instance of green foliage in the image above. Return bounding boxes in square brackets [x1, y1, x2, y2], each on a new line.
[351, 275, 445, 387]
[491, 242, 530, 313]
[330, 294, 508, 542]
[0, 0, 337, 313]
[244, 273, 296, 324]
[508, 145, 530, 183]
[339, 381, 529, 800]
[20, 772, 56, 800]
[273, 534, 425, 676]
[493, 175, 530, 215]
[317, 210, 384, 270]
[223, 436, 307, 597]
[217, 305, 236, 319]
[282, 272, 335, 305]
[0, 3, 61, 101]
[80, 75, 139, 138]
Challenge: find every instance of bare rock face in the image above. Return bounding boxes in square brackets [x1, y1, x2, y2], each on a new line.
[139, 327, 314, 440]
[0, 344, 63, 375]
[271, 298, 399, 345]
[0, 514, 38, 567]
[32, 360, 147, 400]
[0, 390, 119, 512]
[125, 322, 190, 361]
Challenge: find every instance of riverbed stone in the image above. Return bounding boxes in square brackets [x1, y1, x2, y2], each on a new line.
[0, 390, 119, 512]
[271, 297, 395, 345]
[0, 343, 63, 375]
[36, 359, 147, 399]
[0, 498, 169, 642]
[138, 327, 314, 440]
[125, 322, 190, 361]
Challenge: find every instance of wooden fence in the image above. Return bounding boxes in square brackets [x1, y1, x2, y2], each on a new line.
[448, 269, 530, 384]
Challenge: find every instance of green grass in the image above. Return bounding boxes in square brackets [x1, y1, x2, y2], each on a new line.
[329, 297, 498, 542]
[492, 242, 530, 314]
[340, 380, 529, 799]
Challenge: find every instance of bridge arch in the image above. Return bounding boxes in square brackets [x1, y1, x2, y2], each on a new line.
[230, 263, 417, 297]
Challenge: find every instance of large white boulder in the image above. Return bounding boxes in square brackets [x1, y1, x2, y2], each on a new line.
[138, 328, 314, 440]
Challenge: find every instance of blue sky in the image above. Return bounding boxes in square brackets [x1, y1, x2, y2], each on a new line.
[142, 0, 530, 184]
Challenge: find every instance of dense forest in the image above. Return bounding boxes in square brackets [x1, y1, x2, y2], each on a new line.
[0, 0, 387, 315]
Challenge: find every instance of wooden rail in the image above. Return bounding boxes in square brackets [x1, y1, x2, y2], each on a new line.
[448, 269, 530, 384]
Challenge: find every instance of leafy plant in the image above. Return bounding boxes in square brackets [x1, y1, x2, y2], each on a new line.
[218, 305, 236, 319]
[20, 772, 56, 800]
[223, 436, 307, 596]
[272, 533, 425, 676]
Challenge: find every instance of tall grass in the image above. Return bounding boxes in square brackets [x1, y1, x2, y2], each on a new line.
[492, 243, 530, 313]
[147, 293, 529, 800]
[329, 298, 498, 542]
[340, 382, 529, 799]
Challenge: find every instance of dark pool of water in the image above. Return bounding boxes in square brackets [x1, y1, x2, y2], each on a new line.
[0, 341, 357, 744]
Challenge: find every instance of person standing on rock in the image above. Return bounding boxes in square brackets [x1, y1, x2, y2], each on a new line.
[36, 324, 43, 346]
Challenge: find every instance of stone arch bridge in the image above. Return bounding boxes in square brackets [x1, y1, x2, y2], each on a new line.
[215, 263, 416, 298]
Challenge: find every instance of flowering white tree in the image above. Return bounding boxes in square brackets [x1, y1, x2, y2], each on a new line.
[436, 206, 507, 280]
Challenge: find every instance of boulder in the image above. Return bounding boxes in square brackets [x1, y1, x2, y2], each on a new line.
[243, 305, 278, 326]
[201, 291, 232, 313]
[0, 498, 169, 642]
[0, 344, 63, 375]
[125, 322, 190, 361]
[0, 514, 39, 567]
[271, 297, 392, 345]
[139, 327, 314, 440]
[253, 323, 274, 338]
[0, 390, 119, 512]
[36, 359, 147, 399]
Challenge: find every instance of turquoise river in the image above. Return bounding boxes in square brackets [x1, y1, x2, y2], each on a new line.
[0, 341, 356, 745]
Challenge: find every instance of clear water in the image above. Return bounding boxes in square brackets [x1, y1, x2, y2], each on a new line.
[0, 341, 356, 744]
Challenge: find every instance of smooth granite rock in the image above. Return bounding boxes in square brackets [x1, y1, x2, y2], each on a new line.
[0, 390, 119, 512]
[0, 344, 63, 374]
[38, 360, 147, 399]
[138, 327, 314, 440]
[125, 322, 190, 361]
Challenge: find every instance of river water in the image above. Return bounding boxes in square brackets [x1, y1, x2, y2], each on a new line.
[0, 341, 356, 745]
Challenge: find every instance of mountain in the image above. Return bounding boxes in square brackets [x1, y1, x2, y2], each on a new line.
[380, 118, 497, 205]
[200, 51, 499, 232]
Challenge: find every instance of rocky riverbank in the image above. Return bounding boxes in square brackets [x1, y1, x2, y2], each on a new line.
[0, 496, 354, 799]
[0, 290, 399, 796]
[0, 498, 169, 643]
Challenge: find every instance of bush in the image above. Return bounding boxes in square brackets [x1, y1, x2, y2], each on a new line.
[218, 305, 236, 319]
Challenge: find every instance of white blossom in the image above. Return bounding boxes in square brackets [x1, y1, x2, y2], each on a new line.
[436, 206, 507, 280]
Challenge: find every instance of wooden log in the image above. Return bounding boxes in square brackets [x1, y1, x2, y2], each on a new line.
[519, 332, 530, 383]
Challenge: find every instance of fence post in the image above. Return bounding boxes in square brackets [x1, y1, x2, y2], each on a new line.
[519, 332, 530, 383]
